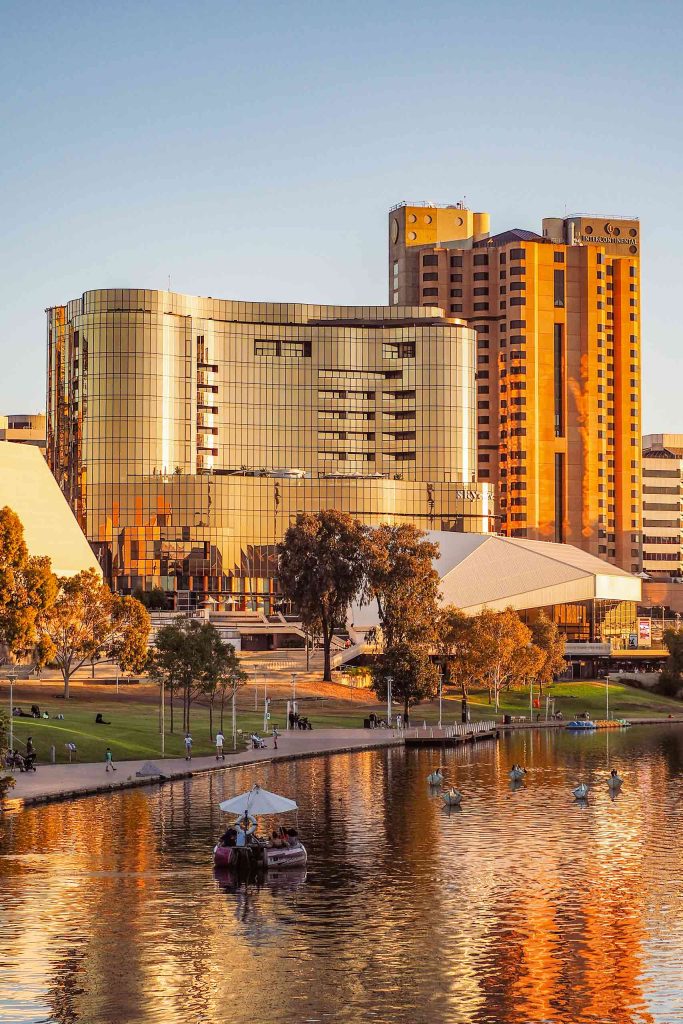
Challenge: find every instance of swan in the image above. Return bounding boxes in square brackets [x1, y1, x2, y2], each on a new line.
[509, 766, 526, 782]
[572, 783, 589, 799]
[427, 770, 444, 786]
[442, 788, 463, 806]
[607, 771, 623, 789]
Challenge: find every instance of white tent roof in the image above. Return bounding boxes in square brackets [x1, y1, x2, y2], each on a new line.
[352, 531, 641, 626]
[0, 442, 101, 578]
[219, 784, 298, 816]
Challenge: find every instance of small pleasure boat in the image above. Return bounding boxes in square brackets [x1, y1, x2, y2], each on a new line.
[214, 784, 307, 870]
[566, 721, 598, 731]
[572, 783, 590, 799]
[442, 788, 463, 807]
[427, 770, 444, 786]
[509, 767, 526, 782]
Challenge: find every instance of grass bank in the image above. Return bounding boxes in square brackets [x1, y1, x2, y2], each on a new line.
[3, 678, 681, 764]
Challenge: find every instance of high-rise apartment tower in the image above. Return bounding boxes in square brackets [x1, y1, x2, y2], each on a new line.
[389, 203, 642, 571]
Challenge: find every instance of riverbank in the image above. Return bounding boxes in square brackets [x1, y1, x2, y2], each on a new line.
[4, 728, 404, 809]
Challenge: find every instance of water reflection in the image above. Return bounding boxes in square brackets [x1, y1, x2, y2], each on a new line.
[1, 727, 683, 1023]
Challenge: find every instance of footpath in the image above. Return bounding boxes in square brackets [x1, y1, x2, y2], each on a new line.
[6, 728, 404, 808]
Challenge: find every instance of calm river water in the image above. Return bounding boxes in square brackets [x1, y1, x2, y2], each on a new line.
[1, 726, 683, 1024]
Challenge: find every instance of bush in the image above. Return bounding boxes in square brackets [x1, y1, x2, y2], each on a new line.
[0, 774, 16, 801]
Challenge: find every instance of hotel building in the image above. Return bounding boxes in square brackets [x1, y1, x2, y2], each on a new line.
[389, 203, 642, 572]
[46, 290, 494, 609]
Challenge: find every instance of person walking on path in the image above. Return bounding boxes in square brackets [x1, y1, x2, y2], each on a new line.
[215, 731, 225, 761]
[273, 726, 279, 750]
[105, 747, 116, 772]
[184, 733, 193, 761]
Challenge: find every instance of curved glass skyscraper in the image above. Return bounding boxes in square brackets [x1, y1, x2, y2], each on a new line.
[47, 290, 494, 609]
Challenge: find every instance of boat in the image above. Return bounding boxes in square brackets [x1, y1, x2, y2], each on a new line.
[214, 784, 307, 870]
[566, 720, 598, 731]
[214, 839, 307, 870]
[427, 770, 444, 786]
[442, 788, 463, 806]
[572, 783, 589, 799]
[509, 767, 526, 781]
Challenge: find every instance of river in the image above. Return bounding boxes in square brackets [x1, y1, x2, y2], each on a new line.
[1, 725, 683, 1024]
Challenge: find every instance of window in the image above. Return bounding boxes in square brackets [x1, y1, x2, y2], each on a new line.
[473, 302, 489, 311]
[281, 341, 311, 357]
[499, 252, 506, 264]
[554, 252, 565, 263]
[477, 415, 490, 424]
[450, 288, 462, 298]
[478, 430, 490, 439]
[383, 342, 415, 359]
[509, 281, 525, 291]
[474, 272, 489, 281]
[510, 320, 526, 329]
[474, 287, 489, 296]
[554, 324, 564, 437]
[473, 254, 489, 266]
[254, 340, 278, 356]
[450, 274, 462, 283]
[450, 304, 463, 313]
[423, 255, 438, 266]
[423, 288, 438, 296]
[423, 272, 438, 281]
[510, 248, 525, 260]
[450, 255, 463, 268]
[510, 297, 526, 306]
[554, 269, 565, 308]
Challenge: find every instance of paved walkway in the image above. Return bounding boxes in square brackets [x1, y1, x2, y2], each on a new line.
[6, 728, 404, 807]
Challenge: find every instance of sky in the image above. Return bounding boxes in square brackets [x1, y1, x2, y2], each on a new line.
[1, 0, 681, 432]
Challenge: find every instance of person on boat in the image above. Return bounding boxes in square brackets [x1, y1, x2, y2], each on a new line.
[286, 827, 299, 846]
[270, 829, 287, 849]
[219, 827, 237, 847]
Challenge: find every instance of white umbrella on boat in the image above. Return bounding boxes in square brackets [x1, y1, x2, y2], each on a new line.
[219, 783, 298, 817]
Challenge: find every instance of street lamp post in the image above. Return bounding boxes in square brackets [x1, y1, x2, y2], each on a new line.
[438, 669, 443, 729]
[386, 675, 392, 726]
[291, 673, 297, 714]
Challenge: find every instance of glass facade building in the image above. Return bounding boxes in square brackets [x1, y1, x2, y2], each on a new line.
[47, 290, 495, 609]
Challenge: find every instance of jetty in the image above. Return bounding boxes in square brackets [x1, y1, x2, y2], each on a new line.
[404, 720, 499, 749]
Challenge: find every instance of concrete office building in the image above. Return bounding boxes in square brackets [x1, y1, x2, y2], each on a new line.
[0, 413, 46, 451]
[388, 202, 642, 572]
[46, 290, 494, 609]
[641, 434, 683, 579]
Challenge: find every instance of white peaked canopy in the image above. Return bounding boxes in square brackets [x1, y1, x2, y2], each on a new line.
[219, 784, 298, 816]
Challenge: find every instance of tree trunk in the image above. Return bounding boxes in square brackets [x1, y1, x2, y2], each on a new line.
[220, 692, 225, 733]
[322, 621, 333, 682]
[209, 700, 214, 741]
[169, 687, 174, 733]
[63, 665, 71, 700]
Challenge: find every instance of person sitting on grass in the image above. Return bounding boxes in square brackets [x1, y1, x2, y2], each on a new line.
[95, 713, 111, 725]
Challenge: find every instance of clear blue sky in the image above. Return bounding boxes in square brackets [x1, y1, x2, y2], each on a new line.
[1, 0, 680, 432]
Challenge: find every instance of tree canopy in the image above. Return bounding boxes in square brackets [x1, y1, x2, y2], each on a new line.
[363, 524, 440, 650]
[278, 510, 368, 681]
[530, 612, 567, 695]
[38, 569, 150, 698]
[0, 506, 56, 659]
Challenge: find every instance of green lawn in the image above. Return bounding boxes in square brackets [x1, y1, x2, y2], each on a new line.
[5, 680, 681, 764]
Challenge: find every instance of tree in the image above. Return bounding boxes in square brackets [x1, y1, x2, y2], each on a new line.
[660, 627, 683, 695]
[371, 642, 440, 720]
[0, 506, 57, 660]
[470, 607, 532, 711]
[438, 605, 480, 698]
[278, 510, 368, 682]
[147, 619, 246, 735]
[363, 524, 441, 650]
[531, 613, 567, 697]
[38, 569, 150, 698]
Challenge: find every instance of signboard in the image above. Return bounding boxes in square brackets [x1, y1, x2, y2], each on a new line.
[637, 617, 652, 648]
[628, 634, 638, 650]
